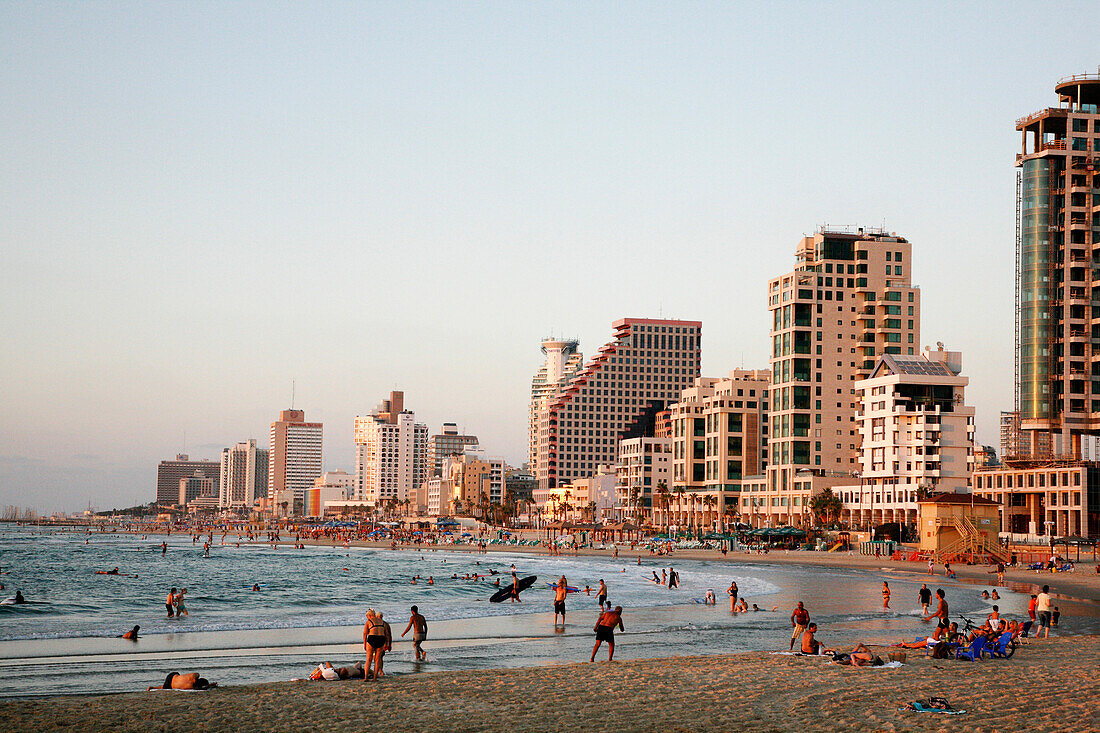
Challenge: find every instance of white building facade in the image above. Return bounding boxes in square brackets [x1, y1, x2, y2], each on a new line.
[355, 410, 428, 507]
[219, 439, 269, 509]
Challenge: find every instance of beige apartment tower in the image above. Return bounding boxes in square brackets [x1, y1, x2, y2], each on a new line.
[765, 227, 920, 528]
[268, 409, 323, 513]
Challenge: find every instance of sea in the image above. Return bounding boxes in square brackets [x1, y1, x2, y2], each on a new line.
[0, 524, 1095, 697]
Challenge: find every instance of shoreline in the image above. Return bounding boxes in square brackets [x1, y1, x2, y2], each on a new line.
[1, 636, 1095, 732]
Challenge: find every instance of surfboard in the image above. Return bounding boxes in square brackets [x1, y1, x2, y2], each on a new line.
[489, 575, 537, 603]
[545, 583, 580, 592]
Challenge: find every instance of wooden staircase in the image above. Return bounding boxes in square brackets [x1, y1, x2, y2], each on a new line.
[934, 514, 1010, 564]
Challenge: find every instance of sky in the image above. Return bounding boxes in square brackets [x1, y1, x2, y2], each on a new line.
[2, 2, 1099, 513]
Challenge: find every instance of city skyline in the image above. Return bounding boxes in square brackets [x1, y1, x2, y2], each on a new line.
[3, 3, 1100, 512]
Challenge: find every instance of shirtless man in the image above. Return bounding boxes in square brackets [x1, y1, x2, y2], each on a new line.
[554, 578, 568, 626]
[510, 571, 521, 603]
[591, 606, 624, 662]
[147, 671, 216, 691]
[402, 605, 428, 661]
[800, 623, 830, 655]
[923, 588, 949, 640]
[120, 625, 139, 640]
[789, 601, 810, 650]
[165, 587, 177, 618]
[597, 579, 608, 608]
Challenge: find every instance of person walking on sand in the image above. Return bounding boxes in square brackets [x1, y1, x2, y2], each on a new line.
[363, 609, 386, 680]
[402, 605, 428, 661]
[590, 605, 624, 661]
[996, 562, 1005, 586]
[554, 578, 568, 626]
[923, 589, 949, 640]
[1036, 585, 1052, 638]
[928, 557, 934, 576]
[881, 581, 891, 612]
[918, 584, 931, 615]
[789, 601, 810, 650]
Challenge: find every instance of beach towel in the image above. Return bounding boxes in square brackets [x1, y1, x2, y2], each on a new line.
[901, 697, 965, 714]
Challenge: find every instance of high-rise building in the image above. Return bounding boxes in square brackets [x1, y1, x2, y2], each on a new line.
[1015, 73, 1100, 457]
[529, 339, 585, 476]
[614, 437, 671, 524]
[354, 393, 428, 507]
[268, 409, 323, 512]
[219, 440, 269, 509]
[155, 454, 220, 506]
[669, 369, 770, 529]
[766, 227, 920, 527]
[534, 318, 701, 490]
[831, 346, 975, 534]
[426, 423, 479, 477]
[178, 473, 216, 505]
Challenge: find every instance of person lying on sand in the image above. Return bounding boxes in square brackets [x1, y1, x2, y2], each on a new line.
[147, 672, 216, 691]
[832, 643, 881, 667]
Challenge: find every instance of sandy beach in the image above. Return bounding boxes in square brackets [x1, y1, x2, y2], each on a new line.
[2, 635, 1095, 733]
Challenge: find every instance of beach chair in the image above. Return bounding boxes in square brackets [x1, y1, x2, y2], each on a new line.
[955, 637, 987, 661]
[989, 632, 1014, 659]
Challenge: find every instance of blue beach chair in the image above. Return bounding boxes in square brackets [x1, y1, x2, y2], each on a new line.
[989, 632, 1015, 659]
[955, 636, 987, 661]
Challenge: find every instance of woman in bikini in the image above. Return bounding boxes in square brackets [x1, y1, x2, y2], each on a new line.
[363, 609, 387, 680]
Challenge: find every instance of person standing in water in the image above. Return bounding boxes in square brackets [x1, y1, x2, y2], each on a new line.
[597, 579, 608, 608]
[510, 570, 522, 603]
[590, 606, 624, 662]
[401, 605, 428, 661]
[553, 578, 568, 626]
[165, 588, 177, 618]
[918, 583, 932, 615]
[727, 581, 738, 611]
[881, 581, 891, 612]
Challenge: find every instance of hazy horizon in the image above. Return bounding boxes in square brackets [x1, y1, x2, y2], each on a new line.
[4, 3, 1099, 513]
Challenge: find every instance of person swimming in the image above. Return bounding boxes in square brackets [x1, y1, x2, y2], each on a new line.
[121, 625, 139, 640]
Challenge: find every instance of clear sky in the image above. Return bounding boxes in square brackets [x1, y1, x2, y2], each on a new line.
[2, 2, 1098, 513]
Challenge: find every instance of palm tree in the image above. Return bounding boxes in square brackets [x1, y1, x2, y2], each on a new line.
[452, 497, 463, 516]
[586, 500, 597, 523]
[688, 493, 699, 532]
[655, 481, 669, 531]
[703, 495, 717, 531]
[673, 486, 687, 530]
[628, 486, 641, 523]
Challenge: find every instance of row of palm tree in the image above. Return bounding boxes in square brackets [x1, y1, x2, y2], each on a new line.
[635, 481, 735, 533]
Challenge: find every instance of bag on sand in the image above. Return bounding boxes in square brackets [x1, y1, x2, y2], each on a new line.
[931, 641, 950, 659]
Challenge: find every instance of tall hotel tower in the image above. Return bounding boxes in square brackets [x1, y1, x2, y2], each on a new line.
[766, 228, 920, 523]
[268, 409, 323, 510]
[533, 318, 701, 489]
[1016, 72, 1100, 458]
[528, 338, 584, 478]
[354, 391, 428, 506]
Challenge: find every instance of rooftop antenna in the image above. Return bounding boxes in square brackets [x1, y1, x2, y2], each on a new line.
[291, 380, 296, 410]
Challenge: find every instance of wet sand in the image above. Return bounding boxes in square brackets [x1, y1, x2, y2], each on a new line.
[1, 635, 1095, 732]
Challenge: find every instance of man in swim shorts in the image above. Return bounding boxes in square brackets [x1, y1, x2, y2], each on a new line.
[790, 601, 809, 650]
[801, 623, 830, 655]
[554, 578, 568, 626]
[166, 588, 176, 618]
[597, 579, 607, 608]
[590, 605, 624, 662]
[923, 588, 949, 640]
[402, 605, 428, 661]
